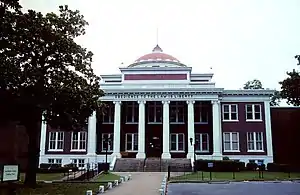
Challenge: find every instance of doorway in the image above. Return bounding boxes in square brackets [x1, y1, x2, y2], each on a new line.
[146, 136, 162, 158]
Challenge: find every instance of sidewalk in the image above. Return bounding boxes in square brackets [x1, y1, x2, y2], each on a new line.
[106, 172, 166, 195]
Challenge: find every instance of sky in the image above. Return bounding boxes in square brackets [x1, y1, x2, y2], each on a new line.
[20, 0, 300, 93]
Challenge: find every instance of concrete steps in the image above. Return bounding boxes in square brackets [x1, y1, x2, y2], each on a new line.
[113, 158, 145, 172]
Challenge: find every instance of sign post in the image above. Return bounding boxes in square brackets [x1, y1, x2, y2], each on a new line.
[207, 163, 213, 181]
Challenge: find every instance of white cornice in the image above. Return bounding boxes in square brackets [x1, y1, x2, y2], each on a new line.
[119, 67, 192, 72]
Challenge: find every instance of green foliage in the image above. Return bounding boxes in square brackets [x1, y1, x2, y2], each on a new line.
[0, 3, 104, 129]
[270, 90, 281, 106]
[279, 69, 300, 106]
[243, 79, 263, 89]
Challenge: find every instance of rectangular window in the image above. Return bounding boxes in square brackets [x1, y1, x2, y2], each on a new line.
[246, 104, 262, 121]
[195, 133, 209, 152]
[71, 131, 87, 151]
[48, 132, 64, 151]
[48, 159, 62, 166]
[247, 132, 264, 151]
[148, 102, 162, 123]
[170, 133, 185, 151]
[222, 104, 238, 121]
[102, 133, 114, 152]
[170, 102, 184, 123]
[71, 159, 85, 169]
[223, 132, 239, 152]
[126, 102, 138, 123]
[103, 104, 114, 123]
[194, 103, 209, 123]
[125, 133, 138, 151]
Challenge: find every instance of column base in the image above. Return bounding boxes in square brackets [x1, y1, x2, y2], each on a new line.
[186, 152, 194, 159]
[161, 152, 171, 159]
[112, 152, 122, 158]
[212, 153, 223, 160]
[136, 152, 146, 159]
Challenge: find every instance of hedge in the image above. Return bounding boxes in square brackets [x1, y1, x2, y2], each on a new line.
[195, 159, 245, 172]
[266, 163, 300, 172]
[38, 163, 78, 173]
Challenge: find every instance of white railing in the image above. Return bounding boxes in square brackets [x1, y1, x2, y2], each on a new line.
[109, 156, 117, 171]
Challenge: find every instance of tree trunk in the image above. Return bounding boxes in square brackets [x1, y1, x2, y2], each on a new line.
[24, 121, 41, 187]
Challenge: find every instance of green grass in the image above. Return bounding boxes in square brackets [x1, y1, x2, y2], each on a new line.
[170, 171, 300, 182]
[93, 172, 121, 182]
[20, 173, 65, 181]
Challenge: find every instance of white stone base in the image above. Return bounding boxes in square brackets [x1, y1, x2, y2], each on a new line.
[112, 152, 122, 158]
[211, 153, 223, 160]
[186, 152, 194, 159]
[161, 152, 171, 159]
[136, 152, 146, 159]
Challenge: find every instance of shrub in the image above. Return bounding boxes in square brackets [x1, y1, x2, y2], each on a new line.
[246, 163, 265, 171]
[267, 163, 290, 172]
[195, 159, 245, 172]
[223, 156, 230, 160]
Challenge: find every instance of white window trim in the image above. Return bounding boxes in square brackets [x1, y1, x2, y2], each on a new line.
[71, 159, 85, 170]
[48, 132, 64, 152]
[170, 102, 185, 124]
[148, 102, 162, 124]
[70, 131, 87, 152]
[245, 104, 262, 121]
[48, 158, 62, 165]
[170, 133, 185, 152]
[126, 102, 138, 124]
[222, 104, 239, 122]
[101, 133, 113, 152]
[195, 133, 209, 152]
[125, 133, 138, 152]
[247, 132, 264, 152]
[103, 105, 114, 124]
[223, 132, 240, 152]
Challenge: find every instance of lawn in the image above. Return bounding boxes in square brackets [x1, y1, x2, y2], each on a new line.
[170, 171, 300, 182]
[93, 172, 121, 182]
[20, 173, 65, 181]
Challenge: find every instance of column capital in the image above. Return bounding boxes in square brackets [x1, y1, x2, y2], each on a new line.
[138, 100, 146, 104]
[162, 100, 170, 104]
[211, 100, 220, 105]
[113, 101, 122, 105]
[186, 100, 195, 105]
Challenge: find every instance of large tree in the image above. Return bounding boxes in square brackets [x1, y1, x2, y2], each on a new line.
[243, 79, 280, 106]
[1, 0, 104, 186]
[280, 68, 300, 106]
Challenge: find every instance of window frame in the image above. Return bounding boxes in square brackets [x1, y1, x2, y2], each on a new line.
[170, 133, 185, 152]
[48, 158, 62, 166]
[71, 131, 87, 152]
[125, 102, 139, 124]
[223, 132, 240, 152]
[170, 102, 185, 124]
[148, 102, 162, 124]
[101, 133, 114, 152]
[48, 131, 64, 151]
[71, 159, 85, 169]
[194, 103, 209, 124]
[222, 104, 238, 121]
[103, 104, 114, 124]
[245, 104, 262, 121]
[125, 133, 138, 152]
[195, 133, 209, 152]
[247, 132, 264, 152]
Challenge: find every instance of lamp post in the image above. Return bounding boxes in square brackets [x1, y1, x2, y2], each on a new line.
[190, 137, 198, 172]
[103, 137, 112, 172]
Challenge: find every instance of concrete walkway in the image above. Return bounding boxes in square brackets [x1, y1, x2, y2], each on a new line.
[106, 172, 166, 195]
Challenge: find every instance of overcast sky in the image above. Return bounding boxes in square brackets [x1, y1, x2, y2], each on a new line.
[21, 0, 300, 92]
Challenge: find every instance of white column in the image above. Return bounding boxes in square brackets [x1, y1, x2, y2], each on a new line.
[161, 100, 171, 159]
[87, 111, 97, 155]
[39, 113, 47, 165]
[264, 100, 273, 163]
[186, 100, 195, 159]
[112, 101, 122, 158]
[212, 100, 222, 159]
[136, 100, 146, 158]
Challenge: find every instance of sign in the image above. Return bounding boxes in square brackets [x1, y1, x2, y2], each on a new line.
[257, 162, 262, 166]
[114, 93, 194, 100]
[1, 165, 20, 182]
[208, 163, 214, 168]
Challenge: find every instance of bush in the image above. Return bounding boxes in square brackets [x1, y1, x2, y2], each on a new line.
[195, 159, 245, 172]
[223, 156, 230, 160]
[267, 163, 290, 172]
[246, 163, 265, 171]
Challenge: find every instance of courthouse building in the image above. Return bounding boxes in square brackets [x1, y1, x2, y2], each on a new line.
[38, 45, 274, 168]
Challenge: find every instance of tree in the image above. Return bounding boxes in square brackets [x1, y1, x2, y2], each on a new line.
[1, 1, 104, 186]
[280, 69, 300, 106]
[243, 79, 263, 89]
[243, 79, 280, 106]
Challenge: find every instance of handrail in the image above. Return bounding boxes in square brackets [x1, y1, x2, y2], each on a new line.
[109, 156, 117, 171]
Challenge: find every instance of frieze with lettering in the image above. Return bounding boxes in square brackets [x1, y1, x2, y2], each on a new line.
[114, 93, 194, 99]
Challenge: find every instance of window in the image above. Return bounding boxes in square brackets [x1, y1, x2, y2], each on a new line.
[148, 102, 162, 123]
[247, 132, 264, 151]
[48, 159, 62, 166]
[71, 159, 85, 169]
[126, 102, 138, 123]
[48, 132, 64, 151]
[71, 131, 87, 151]
[170, 133, 185, 151]
[246, 104, 262, 121]
[194, 103, 209, 123]
[222, 104, 238, 121]
[103, 104, 114, 123]
[223, 132, 239, 152]
[170, 102, 184, 123]
[125, 133, 138, 151]
[102, 133, 113, 152]
[195, 133, 209, 152]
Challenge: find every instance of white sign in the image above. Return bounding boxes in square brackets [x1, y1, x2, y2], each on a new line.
[208, 163, 214, 168]
[2, 165, 19, 182]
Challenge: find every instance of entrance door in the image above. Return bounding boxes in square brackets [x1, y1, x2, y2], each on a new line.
[146, 136, 161, 158]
